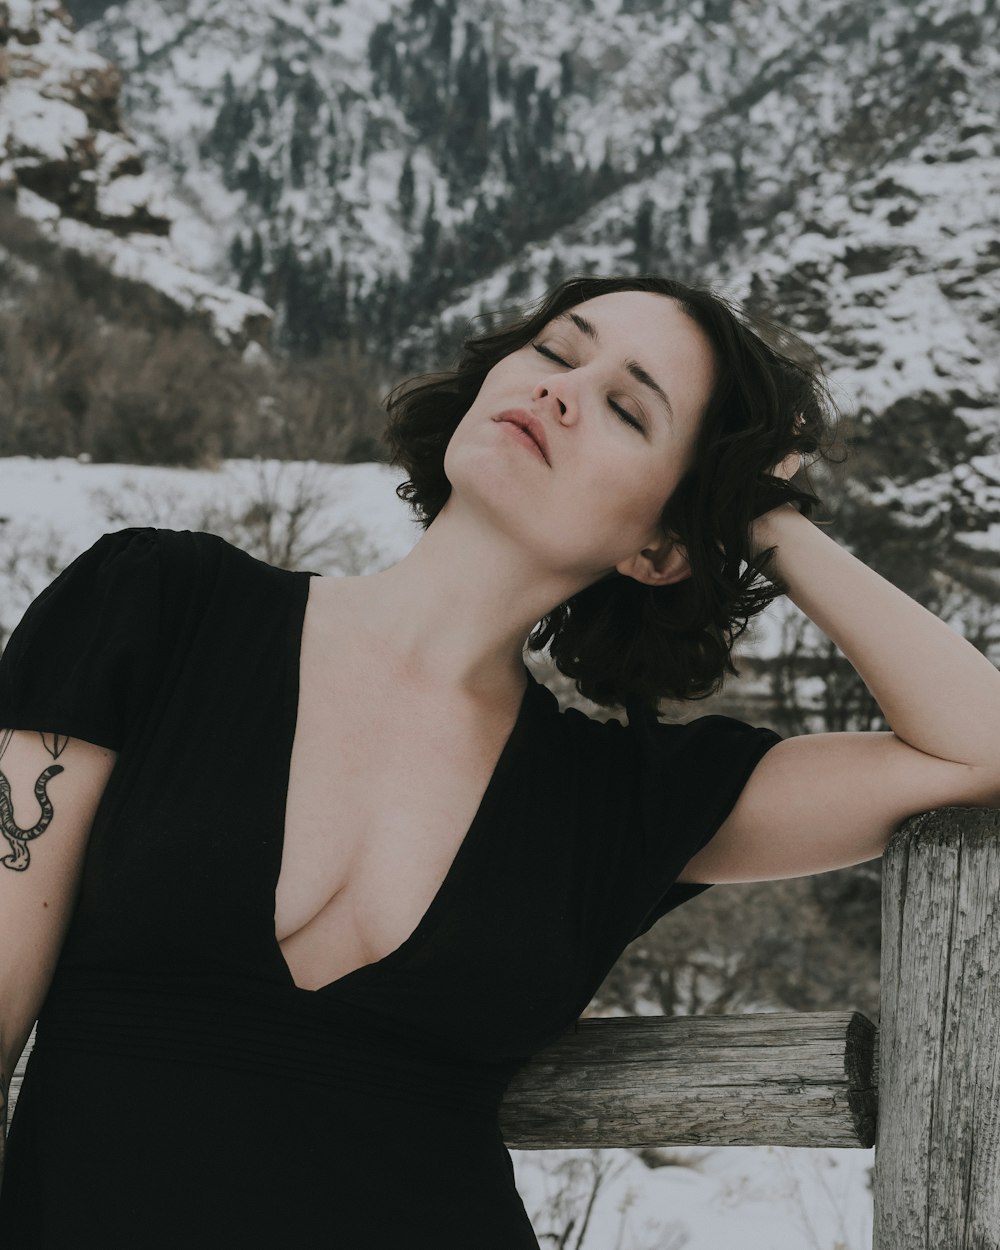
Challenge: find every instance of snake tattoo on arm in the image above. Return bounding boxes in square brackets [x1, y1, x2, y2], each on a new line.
[0, 729, 67, 872]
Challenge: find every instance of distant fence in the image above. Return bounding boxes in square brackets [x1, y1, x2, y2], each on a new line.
[11, 809, 1000, 1246]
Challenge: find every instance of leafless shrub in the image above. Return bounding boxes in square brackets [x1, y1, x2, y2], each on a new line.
[519, 1148, 688, 1250]
[89, 477, 204, 532]
[258, 340, 394, 465]
[773, 1147, 872, 1250]
[0, 520, 73, 651]
[90, 461, 382, 575]
[0, 205, 391, 468]
[0, 271, 255, 465]
[195, 461, 380, 574]
[591, 870, 880, 1025]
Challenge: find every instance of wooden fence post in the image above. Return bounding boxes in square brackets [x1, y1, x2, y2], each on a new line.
[874, 807, 1000, 1248]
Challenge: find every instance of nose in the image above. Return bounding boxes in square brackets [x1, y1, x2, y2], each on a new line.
[531, 380, 569, 420]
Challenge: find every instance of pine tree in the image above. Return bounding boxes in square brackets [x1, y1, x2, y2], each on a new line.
[430, 7, 453, 64]
[239, 152, 262, 201]
[593, 140, 617, 199]
[633, 198, 655, 271]
[708, 169, 739, 249]
[559, 51, 574, 97]
[449, 24, 490, 185]
[289, 125, 308, 190]
[398, 154, 417, 223]
[412, 189, 441, 283]
[246, 230, 264, 278]
[535, 88, 556, 150]
[495, 56, 512, 100]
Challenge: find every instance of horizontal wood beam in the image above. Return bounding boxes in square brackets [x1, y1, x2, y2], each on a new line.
[499, 1010, 877, 1150]
[11, 1013, 877, 1152]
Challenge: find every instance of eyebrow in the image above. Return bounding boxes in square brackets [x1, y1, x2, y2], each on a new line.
[559, 311, 676, 423]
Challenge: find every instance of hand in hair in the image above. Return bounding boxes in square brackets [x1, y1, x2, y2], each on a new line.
[770, 448, 802, 481]
[770, 413, 806, 481]
[750, 412, 806, 529]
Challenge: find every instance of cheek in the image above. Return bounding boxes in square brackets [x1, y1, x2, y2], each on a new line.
[602, 458, 683, 529]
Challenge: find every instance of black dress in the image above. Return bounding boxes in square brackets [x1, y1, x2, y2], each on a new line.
[0, 528, 781, 1248]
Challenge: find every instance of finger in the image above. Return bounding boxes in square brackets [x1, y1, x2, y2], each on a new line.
[769, 450, 802, 480]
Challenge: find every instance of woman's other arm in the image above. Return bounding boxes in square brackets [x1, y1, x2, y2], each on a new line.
[0, 730, 115, 1193]
[677, 505, 1000, 883]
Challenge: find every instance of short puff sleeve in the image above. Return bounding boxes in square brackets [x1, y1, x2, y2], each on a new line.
[625, 705, 782, 939]
[0, 528, 161, 751]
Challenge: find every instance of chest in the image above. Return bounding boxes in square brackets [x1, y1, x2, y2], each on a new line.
[274, 660, 523, 991]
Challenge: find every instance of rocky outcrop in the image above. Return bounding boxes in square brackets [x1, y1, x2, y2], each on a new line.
[0, 0, 169, 232]
[0, 0, 272, 347]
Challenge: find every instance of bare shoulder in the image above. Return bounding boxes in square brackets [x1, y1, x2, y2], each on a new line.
[676, 730, 1000, 885]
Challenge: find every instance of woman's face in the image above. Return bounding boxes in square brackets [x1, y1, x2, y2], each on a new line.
[443, 291, 717, 587]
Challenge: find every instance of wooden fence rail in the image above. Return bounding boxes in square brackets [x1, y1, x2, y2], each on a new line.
[500, 1010, 876, 1150]
[10, 808, 1000, 1246]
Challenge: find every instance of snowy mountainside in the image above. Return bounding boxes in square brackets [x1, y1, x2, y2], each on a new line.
[4, 0, 1000, 584]
[0, 0, 271, 344]
[66, 0, 997, 334]
[65, 0, 1000, 573]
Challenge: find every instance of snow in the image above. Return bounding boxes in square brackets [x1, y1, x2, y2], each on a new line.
[13, 192, 274, 344]
[955, 524, 1000, 552]
[5, 84, 89, 161]
[0, 455, 418, 578]
[92, 128, 141, 175]
[513, 1143, 873, 1250]
[7, 0, 997, 440]
[7, 0, 36, 25]
[94, 170, 169, 220]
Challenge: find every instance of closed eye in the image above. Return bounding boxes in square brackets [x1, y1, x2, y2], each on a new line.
[533, 342, 570, 368]
[531, 343, 645, 433]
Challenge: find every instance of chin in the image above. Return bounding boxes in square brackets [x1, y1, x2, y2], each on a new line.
[445, 438, 530, 501]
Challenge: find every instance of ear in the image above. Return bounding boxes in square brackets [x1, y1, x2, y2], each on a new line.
[615, 534, 692, 587]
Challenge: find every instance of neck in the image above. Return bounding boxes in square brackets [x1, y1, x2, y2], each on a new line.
[332, 496, 593, 701]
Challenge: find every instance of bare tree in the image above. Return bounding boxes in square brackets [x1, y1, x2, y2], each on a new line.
[0, 521, 73, 652]
[90, 460, 383, 575]
[518, 1148, 688, 1250]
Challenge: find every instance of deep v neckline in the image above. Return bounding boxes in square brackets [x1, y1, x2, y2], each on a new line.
[273, 569, 536, 995]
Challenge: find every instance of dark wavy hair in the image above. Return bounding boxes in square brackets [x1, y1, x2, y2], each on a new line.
[382, 274, 841, 711]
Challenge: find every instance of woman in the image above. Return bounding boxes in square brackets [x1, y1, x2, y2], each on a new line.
[1, 274, 999, 1246]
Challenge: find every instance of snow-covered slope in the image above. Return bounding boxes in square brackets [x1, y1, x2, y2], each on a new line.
[54, 0, 1000, 555]
[0, 0, 272, 344]
[5, 0, 1000, 575]
[65, 0, 998, 349]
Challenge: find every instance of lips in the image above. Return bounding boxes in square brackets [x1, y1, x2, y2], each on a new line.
[493, 410, 550, 465]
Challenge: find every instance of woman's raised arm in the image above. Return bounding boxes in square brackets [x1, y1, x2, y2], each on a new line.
[676, 504, 1000, 885]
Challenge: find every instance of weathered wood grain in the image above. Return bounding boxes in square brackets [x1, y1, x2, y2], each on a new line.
[9, 1026, 34, 1119]
[874, 808, 1000, 1250]
[500, 1010, 877, 1149]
